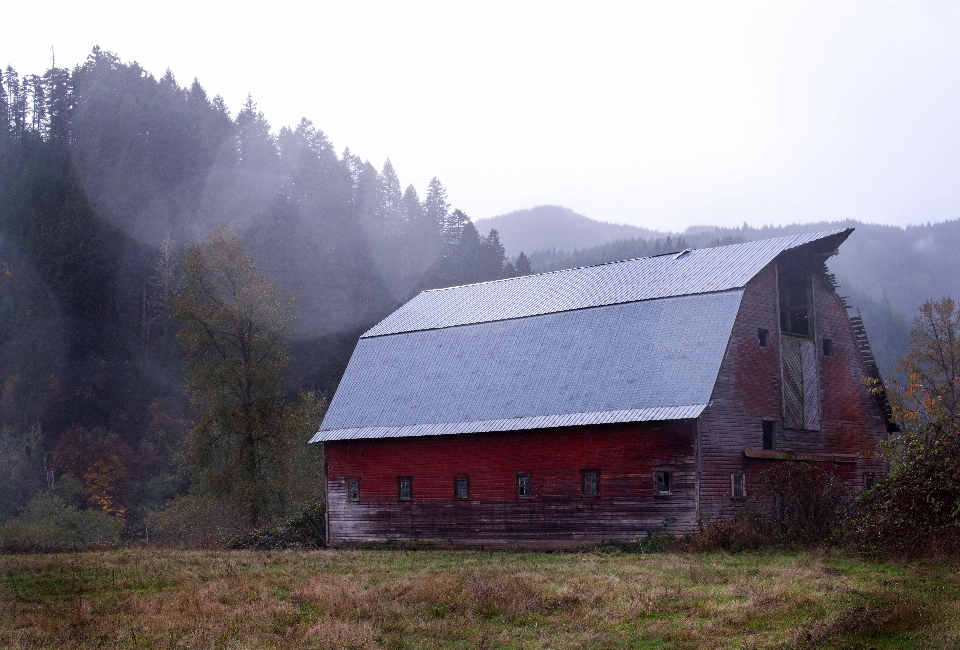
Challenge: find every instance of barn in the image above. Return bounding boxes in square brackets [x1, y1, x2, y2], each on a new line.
[310, 229, 894, 547]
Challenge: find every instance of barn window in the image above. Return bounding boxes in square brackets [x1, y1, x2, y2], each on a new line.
[347, 478, 360, 502]
[454, 475, 469, 500]
[778, 267, 811, 337]
[865, 473, 876, 490]
[581, 469, 599, 496]
[762, 420, 774, 451]
[731, 473, 746, 498]
[655, 471, 671, 494]
[516, 473, 532, 498]
[398, 477, 412, 500]
[758, 328, 768, 347]
[823, 338, 833, 356]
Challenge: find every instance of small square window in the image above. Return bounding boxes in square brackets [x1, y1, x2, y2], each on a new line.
[347, 478, 360, 502]
[516, 473, 532, 498]
[731, 473, 746, 499]
[581, 469, 599, 496]
[823, 338, 833, 356]
[454, 475, 469, 500]
[398, 477, 412, 500]
[762, 421, 774, 451]
[655, 471, 671, 494]
[758, 328, 769, 347]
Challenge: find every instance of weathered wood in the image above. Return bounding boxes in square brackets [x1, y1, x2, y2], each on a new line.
[326, 421, 697, 545]
[697, 261, 888, 520]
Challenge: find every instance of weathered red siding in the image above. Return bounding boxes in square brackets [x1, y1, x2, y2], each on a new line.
[697, 262, 888, 520]
[326, 420, 697, 546]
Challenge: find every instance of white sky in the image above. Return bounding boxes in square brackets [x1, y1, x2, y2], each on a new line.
[2, 1, 960, 230]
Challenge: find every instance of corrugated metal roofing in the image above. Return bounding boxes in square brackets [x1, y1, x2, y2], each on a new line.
[312, 290, 742, 442]
[363, 229, 851, 338]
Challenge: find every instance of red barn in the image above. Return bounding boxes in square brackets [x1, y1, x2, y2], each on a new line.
[311, 229, 894, 547]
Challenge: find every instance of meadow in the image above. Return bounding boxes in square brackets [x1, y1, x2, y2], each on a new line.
[2, 549, 958, 649]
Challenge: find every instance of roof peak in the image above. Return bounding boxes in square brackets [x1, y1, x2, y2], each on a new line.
[366, 228, 852, 338]
[420, 228, 851, 295]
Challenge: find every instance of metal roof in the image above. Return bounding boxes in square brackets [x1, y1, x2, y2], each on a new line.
[311, 290, 742, 442]
[363, 229, 851, 338]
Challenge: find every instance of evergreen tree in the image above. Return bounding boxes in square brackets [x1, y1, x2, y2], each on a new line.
[0, 67, 8, 136]
[514, 251, 532, 275]
[423, 177, 449, 233]
[480, 228, 508, 280]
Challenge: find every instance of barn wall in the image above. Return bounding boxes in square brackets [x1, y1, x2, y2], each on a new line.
[697, 260, 888, 520]
[325, 421, 697, 546]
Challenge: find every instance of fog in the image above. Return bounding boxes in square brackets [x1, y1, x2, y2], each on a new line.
[3, 1, 959, 230]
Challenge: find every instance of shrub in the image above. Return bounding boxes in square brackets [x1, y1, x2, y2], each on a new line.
[226, 502, 326, 549]
[0, 492, 122, 553]
[757, 462, 848, 546]
[842, 417, 960, 557]
[684, 512, 769, 552]
[687, 463, 848, 552]
[144, 494, 244, 548]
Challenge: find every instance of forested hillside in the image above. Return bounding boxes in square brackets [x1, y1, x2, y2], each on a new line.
[476, 205, 663, 256]
[0, 48, 527, 526]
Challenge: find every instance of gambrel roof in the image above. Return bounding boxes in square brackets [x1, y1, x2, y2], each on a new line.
[311, 229, 852, 443]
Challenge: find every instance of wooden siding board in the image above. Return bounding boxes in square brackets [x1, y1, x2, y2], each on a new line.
[326, 422, 697, 545]
[697, 261, 888, 520]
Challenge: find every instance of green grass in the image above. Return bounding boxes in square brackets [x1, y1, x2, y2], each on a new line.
[1, 549, 958, 649]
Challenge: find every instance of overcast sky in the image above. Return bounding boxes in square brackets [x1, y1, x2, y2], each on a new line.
[2, 1, 959, 231]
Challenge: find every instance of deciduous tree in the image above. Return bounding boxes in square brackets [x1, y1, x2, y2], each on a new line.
[170, 224, 298, 527]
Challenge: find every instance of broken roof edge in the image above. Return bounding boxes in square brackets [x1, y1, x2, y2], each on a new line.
[309, 404, 708, 443]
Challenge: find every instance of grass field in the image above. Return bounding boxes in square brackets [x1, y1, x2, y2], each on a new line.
[2, 548, 959, 649]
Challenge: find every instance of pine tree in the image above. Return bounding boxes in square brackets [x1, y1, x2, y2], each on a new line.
[514, 252, 532, 276]
[480, 228, 507, 280]
[423, 177, 449, 234]
[0, 67, 9, 136]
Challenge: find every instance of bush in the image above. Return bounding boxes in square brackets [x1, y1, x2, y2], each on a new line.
[226, 503, 326, 549]
[687, 463, 848, 552]
[144, 494, 245, 548]
[684, 512, 770, 552]
[0, 492, 122, 553]
[842, 418, 960, 557]
[757, 462, 847, 546]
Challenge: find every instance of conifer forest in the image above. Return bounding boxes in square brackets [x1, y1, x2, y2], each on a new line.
[0, 48, 528, 535]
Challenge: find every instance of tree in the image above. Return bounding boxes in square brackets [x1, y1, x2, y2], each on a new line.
[843, 296, 960, 556]
[898, 297, 960, 421]
[513, 251, 532, 276]
[169, 224, 298, 527]
[423, 177, 449, 234]
[480, 228, 508, 280]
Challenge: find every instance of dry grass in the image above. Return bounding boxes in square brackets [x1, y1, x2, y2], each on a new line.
[1, 548, 958, 649]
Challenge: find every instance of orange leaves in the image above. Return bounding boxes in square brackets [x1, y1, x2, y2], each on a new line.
[53, 426, 136, 520]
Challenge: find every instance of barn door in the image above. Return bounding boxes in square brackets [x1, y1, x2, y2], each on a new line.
[782, 336, 820, 430]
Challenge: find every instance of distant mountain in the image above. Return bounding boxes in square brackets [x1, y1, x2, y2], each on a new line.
[475, 205, 662, 257]
[489, 206, 960, 379]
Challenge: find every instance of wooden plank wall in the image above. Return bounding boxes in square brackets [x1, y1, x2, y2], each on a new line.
[697, 260, 888, 521]
[326, 421, 697, 546]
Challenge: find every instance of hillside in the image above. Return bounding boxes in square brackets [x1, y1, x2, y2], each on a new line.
[475, 205, 662, 257]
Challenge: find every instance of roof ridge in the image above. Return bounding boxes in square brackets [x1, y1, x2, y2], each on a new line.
[419, 228, 849, 294]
